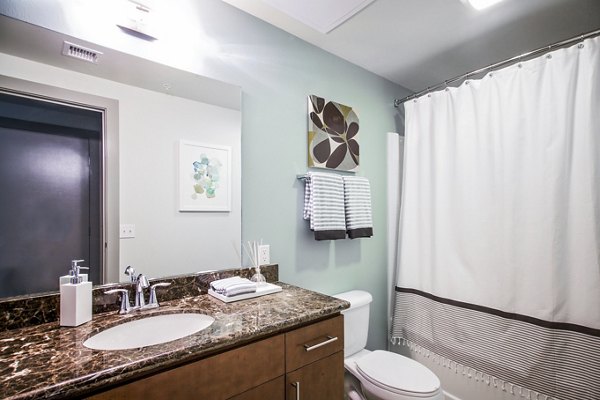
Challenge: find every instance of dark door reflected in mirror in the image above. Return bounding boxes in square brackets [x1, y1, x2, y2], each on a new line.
[0, 92, 102, 297]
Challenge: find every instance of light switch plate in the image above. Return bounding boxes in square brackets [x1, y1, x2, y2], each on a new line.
[120, 224, 135, 238]
[258, 245, 270, 265]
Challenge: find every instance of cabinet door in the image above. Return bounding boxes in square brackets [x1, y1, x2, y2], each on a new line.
[228, 376, 284, 400]
[286, 351, 344, 400]
[89, 334, 284, 400]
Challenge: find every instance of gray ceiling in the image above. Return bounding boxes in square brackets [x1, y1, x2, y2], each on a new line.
[224, 0, 600, 92]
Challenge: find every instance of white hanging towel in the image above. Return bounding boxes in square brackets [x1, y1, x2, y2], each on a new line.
[303, 172, 346, 240]
[343, 176, 373, 239]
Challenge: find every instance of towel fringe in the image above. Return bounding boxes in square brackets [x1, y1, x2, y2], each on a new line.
[390, 336, 556, 400]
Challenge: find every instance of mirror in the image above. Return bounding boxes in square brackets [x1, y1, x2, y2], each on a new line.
[0, 15, 242, 298]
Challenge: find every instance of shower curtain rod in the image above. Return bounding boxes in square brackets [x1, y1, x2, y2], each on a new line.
[393, 28, 600, 107]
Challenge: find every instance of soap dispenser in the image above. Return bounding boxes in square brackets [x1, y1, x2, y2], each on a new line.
[60, 259, 92, 327]
[59, 259, 88, 286]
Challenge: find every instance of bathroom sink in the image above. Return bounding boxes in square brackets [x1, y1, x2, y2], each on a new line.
[83, 313, 215, 351]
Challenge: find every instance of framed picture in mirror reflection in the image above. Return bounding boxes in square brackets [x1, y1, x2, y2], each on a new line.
[178, 140, 232, 212]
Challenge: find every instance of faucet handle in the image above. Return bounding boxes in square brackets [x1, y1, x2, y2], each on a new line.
[105, 289, 132, 314]
[148, 282, 171, 308]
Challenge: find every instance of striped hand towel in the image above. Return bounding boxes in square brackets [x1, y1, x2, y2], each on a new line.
[303, 172, 346, 240]
[343, 176, 373, 239]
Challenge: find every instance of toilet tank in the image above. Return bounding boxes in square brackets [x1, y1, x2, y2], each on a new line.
[333, 290, 373, 357]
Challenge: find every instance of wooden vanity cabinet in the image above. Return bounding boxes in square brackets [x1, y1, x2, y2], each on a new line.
[88, 315, 344, 400]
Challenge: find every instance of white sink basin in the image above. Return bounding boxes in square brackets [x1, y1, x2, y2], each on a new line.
[83, 313, 215, 351]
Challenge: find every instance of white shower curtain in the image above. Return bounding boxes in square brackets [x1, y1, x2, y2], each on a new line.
[392, 36, 600, 400]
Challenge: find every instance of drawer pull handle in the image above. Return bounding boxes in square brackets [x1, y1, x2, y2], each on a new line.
[303, 335, 338, 352]
[292, 381, 300, 400]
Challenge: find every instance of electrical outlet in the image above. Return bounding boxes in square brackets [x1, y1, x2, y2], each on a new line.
[120, 224, 136, 238]
[258, 245, 270, 265]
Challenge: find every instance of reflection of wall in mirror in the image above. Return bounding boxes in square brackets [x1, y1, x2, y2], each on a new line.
[0, 52, 242, 285]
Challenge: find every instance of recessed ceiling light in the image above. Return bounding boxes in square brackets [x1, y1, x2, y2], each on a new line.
[467, 0, 504, 10]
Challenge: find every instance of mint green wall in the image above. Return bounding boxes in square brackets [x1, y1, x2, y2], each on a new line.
[199, 2, 410, 350]
[0, 0, 411, 350]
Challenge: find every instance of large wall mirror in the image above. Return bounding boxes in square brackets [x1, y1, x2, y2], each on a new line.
[0, 15, 242, 298]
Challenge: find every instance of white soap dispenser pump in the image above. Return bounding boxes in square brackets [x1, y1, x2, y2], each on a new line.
[60, 259, 92, 327]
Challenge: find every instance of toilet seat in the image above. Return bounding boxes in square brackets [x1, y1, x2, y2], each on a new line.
[355, 351, 441, 397]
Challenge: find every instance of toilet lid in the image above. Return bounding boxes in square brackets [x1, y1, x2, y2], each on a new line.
[355, 351, 440, 395]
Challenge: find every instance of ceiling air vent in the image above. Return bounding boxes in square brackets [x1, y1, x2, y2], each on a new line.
[61, 41, 102, 64]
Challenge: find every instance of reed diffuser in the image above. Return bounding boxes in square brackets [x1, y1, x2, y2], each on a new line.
[244, 240, 266, 286]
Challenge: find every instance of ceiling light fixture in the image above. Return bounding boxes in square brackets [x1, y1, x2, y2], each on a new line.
[117, 0, 158, 40]
[467, 0, 504, 10]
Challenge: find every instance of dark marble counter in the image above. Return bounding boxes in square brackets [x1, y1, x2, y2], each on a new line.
[0, 283, 349, 400]
[0, 264, 281, 332]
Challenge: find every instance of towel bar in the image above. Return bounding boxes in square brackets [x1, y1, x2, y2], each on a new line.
[297, 172, 357, 179]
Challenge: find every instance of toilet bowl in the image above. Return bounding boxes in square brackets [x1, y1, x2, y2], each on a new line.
[334, 290, 443, 400]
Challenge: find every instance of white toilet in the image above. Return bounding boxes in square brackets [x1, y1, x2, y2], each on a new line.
[334, 290, 443, 400]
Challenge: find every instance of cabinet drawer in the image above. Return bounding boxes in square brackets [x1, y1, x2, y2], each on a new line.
[285, 315, 343, 372]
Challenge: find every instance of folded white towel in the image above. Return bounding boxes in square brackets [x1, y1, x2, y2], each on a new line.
[222, 283, 257, 297]
[210, 277, 257, 297]
[343, 176, 373, 239]
[303, 172, 346, 240]
[210, 276, 245, 291]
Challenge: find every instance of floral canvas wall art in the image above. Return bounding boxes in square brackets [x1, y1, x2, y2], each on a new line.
[308, 95, 359, 172]
[179, 140, 231, 212]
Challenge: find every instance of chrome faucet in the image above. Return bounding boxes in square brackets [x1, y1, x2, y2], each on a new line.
[125, 266, 149, 308]
[134, 274, 150, 308]
[104, 268, 172, 314]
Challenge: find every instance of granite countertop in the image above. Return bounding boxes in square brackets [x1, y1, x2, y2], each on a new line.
[0, 283, 349, 400]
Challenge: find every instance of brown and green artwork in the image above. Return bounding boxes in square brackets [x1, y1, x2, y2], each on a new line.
[308, 95, 359, 172]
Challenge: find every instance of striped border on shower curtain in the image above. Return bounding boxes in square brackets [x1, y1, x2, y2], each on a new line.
[391, 288, 600, 400]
